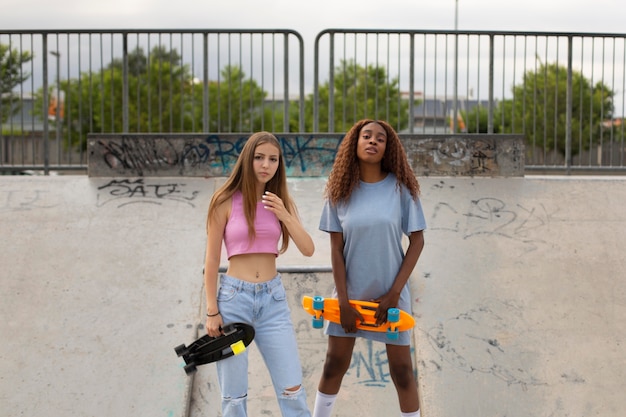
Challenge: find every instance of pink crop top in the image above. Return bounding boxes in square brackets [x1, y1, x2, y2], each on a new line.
[223, 191, 280, 258]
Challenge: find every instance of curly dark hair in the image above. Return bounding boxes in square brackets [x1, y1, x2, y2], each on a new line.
[325, 119, 420, 205]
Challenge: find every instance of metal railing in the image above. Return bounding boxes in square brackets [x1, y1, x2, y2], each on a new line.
[314, 29, 626, 173]
[2, 28, 625, 174]
[0, 29, 304, 174]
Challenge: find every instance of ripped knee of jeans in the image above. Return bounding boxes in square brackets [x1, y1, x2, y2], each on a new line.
[223, 392, 247, 405]
[281, 384, 303, 399]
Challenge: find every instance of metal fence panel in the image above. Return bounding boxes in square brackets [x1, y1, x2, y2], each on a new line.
[314, 29, 626, 173]
[1, 29, 304, 173]
[1, 29, 625, 174]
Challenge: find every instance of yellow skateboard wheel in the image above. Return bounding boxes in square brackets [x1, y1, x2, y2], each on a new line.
[231, 340, 246, 355]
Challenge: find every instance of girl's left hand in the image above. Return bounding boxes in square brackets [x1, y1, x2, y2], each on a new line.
[372, 293, 400, 325]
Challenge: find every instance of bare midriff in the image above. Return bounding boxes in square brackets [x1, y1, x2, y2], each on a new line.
[226, 253, 278, 282]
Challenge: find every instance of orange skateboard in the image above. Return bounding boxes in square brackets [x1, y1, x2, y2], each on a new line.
[302, 295, 415, 340]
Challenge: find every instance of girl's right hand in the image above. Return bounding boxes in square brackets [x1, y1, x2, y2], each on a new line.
[339, 305, 364, 333]
[206, 314, 223, 337]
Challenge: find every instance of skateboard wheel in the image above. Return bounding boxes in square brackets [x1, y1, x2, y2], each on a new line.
[174, 344, 188, 357]
[313, 296, 325, 310]
[387, 308, 400, 323]
[231, 340, 246, 355]
[312, 316, 324, 329]
[184, 363, 197, 375]
[386, 328, 399, 340]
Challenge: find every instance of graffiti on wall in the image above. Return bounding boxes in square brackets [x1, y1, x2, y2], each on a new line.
[349, 339, 417, 387]
[423, 297, 547, 388]
[404, 136, 524, 177]
[92, 134, 342, 177]
[0, 188, 59, 212]
[96, 178, 200, 208]
[426, 182, 557, 254]
[89, 133, 524, 177]
[180, 135, 341, 174]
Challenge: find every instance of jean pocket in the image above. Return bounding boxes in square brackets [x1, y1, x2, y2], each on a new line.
[217, 285, 237, 302]
[271, 284, 287, 302]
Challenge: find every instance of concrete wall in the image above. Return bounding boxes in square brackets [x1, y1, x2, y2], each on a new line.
[87, 133, 525, 177]
[3, 175, 625, 417]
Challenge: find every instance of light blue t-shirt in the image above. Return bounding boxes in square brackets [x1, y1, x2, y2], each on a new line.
[319, 173, 427, 345]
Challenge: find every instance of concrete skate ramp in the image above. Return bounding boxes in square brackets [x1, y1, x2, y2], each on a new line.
[1, 176, 625, 417]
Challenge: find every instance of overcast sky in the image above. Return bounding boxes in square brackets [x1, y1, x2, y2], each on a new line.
[2, 0, 624, 40]
[4, 0, 625, 113]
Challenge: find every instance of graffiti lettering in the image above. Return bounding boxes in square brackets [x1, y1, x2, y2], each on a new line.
[98, 136, 179, 176]
[425, 298, 545, 388]
[90, 133, 523, 177]
[96, 179, 199, 208]
[430, 197, 557, 252]
[348, 340, 417, 387]
[0, 189, 59, 212]
[181, 135, 243, 170]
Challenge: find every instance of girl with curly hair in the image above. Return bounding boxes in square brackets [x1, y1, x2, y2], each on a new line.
[312, 119, 426, 417]
[204, 131, 315, 417]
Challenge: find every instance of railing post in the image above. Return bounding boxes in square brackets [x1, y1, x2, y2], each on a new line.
[328, 32, 335, 133]
[409, 34, 415, 134]
[313, 33, 320, 133]
[203, 33, 209, 133]
[298, 34, 305, 133]
[283, 33, 289, 132]
[42, 34, 50, 175]
[453, 26, 459, 133]
[122, 33, 129, 133]
[566, 36, 573, 174]
[488, 34, 495, 134]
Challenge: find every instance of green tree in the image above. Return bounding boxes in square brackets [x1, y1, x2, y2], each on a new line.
[463, 106, 496, 134]
[307, 59, 409, 133]
[62, 45, 194, 140]
[463, 102, 510, 134]
[202, 65, 269, 132]
[1, 44, 33, 123]
[44, 46, 271, 149]
[505, 62, 613, 156]
[109, 45, 181, 75]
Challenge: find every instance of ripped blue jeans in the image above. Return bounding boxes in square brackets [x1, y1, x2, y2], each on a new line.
[216, 274, 310, 417]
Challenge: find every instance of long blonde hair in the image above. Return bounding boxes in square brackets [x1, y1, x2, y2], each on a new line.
[207, 132, 294, 254]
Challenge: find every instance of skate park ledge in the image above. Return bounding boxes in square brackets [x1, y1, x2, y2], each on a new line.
[87, 133, 525, 177]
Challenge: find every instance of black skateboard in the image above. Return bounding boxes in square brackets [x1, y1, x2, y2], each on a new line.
[174, 322, 255, 375]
